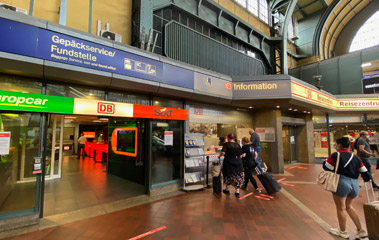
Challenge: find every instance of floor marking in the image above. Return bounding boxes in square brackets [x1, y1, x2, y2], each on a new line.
[282, 183, 295, 187]
[280, 188, 331, 232]
[128, 226, 167, 240]
[297, 167, 308, 170]
[277, 177, 286, 182]
[238, 193, 253, 200]
[282, 181, 317, 184]
[254, 195, 271, 201]
[259, 194, 274, 199]
[287, 165, 299, 170]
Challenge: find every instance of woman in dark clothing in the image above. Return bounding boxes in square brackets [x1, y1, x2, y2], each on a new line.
[323, 137, 370, 239]
[219, 133, 243, 197]
[241, 137, 261, 194]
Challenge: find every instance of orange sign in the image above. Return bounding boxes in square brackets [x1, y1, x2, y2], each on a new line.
[111, 127, 138, 157]
[83, 131, 95, 138]
[133, 105, 188, 120]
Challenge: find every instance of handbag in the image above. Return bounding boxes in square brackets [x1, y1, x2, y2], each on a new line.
[211, 162, 221, 177]
[317, 152, 341, 192]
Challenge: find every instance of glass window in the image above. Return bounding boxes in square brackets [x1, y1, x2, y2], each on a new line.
[0, 112, 41, 214]
[247, 0, 259, 16]
[46, 83, 105, 100]
[259, 0, 269, 24]
[108, 91, 150, 105]
[0, 75, 42, 94]
[151, 120, 183, 185]
[153, 96, 183, 109]
[235, 0, 247, 8]
[350, 11, 379, 52]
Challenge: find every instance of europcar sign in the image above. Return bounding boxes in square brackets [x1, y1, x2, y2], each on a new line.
[0, 90, 74, 114]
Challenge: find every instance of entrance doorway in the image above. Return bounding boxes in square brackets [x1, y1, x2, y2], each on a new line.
[43, 114, 145, 216]
[282, 125, 298, 164]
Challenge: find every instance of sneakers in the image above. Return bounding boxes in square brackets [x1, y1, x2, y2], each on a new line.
[329, 228, 349, 239]
[356, 229, 367, 238]
[254, 188, 262, 194]
[241, 185, 248, 191]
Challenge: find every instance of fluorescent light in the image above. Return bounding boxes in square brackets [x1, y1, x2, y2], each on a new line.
[65, 116, 77, 119]
[276, 106, 280, 108]
[361, 62, 371, 67]
[289, 108, 292, 111]
[294, 109, 298, 111]
[249, 106, 253, 109]
[303, 111, 307, 113]
[93, 120, 102, 122]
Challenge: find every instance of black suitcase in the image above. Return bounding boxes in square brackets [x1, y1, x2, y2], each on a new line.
[257, 172, 281, 195]
[363, 181, 379, 239]
[213, 175, 222, 194]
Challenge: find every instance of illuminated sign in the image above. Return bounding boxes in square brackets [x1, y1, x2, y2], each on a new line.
[73, 99, 133, 117]
[133, 105, 188, 120]
[233, 80, 291, 99]
[337, 99, 379, 109]
[0, 90, 74, 114]
[83, 132, 95, 138]
[291, 81, 337, 109]
[111, 127, 138, 157]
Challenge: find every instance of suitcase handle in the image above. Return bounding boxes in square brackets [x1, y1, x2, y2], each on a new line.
[364, 180, 376, 203]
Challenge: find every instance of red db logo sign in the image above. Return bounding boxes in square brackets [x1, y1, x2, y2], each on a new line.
[97, 102, 115, 114]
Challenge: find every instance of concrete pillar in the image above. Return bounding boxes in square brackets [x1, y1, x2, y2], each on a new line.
[297, 114, 315, 164]
[254, 109, 284, 174]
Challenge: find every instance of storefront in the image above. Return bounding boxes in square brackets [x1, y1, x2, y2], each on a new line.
[0, 88, 187, 224]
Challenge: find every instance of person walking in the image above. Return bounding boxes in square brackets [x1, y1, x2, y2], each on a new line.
[356, 131, 379, 189]
[219, 133, 244, 197]
[323, 137, 370, 239]
[241, 137, 261, 194]
[249, 128, 263, 172]
[77, 133, 87, 159]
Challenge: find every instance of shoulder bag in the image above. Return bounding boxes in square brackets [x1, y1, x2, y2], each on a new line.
[317, 152, 341, 192]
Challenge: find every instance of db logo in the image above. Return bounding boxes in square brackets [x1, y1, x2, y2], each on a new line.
[154, 108, 172, 117]
[224, 82, 232, 90]
[97, 102, 115, 114]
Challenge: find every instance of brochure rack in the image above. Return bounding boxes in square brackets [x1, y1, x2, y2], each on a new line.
[183, 133, 205, 191]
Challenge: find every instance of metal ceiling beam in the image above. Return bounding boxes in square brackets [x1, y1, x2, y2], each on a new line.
[298, 0, 319, 11]
[295, 4, 306, 18]
[281, 0, 298, 74]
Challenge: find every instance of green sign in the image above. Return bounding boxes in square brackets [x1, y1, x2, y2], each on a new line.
[0, 90, 74, 114]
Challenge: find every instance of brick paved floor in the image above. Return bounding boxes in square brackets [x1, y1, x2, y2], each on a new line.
[4, 163, 379, 240]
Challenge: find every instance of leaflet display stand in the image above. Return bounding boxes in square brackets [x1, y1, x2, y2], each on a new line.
[183, 133, 205, 192]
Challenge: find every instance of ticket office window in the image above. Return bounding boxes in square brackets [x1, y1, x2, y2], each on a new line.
[0, 112, 41, 215]
[0, 75, 42, 94]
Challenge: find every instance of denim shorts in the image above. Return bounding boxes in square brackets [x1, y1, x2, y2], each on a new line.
[334, 175, 359, 198]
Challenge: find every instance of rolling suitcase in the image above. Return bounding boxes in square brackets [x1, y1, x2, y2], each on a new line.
[363, 181, 379, 239]
[256, 167, 281, 195]
[212, 175, 222, 194]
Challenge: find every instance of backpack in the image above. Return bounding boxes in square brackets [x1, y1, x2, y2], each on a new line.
[243, 145, 257, 169]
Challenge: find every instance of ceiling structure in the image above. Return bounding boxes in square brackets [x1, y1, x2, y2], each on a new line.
[271, 0, 330, 21]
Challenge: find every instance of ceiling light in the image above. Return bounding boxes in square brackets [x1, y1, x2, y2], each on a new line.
[276, 106, 280, 108]
[89, 93, 94, 96]
[93, 120, 102, 122]
[249, 106, 253, 109]
[65, 116, 77, 119]
[361, 62, 371, 67]
[307, 112, 311, 114]
[294, 109, 298, 111]
[99, 118, 108, 121]
[289, 108, 292, 111]
[303, 111, 307, 113]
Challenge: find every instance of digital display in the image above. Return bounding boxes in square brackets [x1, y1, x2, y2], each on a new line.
[111, 127, 138, 157]
[117, 130, 136, 153]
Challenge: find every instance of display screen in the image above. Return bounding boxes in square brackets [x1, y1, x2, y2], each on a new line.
[117, 130, 136, 153]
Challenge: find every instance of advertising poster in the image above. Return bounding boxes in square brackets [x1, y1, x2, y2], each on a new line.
[0, 132, 11, 155]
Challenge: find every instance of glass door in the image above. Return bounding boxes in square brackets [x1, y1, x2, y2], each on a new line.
[46, 115, 64, 179]
[289, 126, 298, 163]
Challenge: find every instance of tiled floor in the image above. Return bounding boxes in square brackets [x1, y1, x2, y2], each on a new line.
[43, 155, 145, 216]
[4, 162, 379, 240]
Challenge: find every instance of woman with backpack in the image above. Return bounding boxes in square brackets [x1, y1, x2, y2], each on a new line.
[241, 137, 261, 194]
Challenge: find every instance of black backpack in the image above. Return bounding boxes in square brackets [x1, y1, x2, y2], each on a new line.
[243, 145, 257, 169]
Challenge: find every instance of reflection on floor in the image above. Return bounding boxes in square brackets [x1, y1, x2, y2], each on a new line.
[43, 155, 144, 216]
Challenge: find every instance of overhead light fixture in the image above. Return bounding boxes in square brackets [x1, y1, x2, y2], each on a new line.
[294, 109, 298, 111]
[249, 106, 253, 109]
[276, 106, 280, 108]
[307, 112, 311, 114]
[93, 120, 102, 122]
[89, 93, 94, 96]
[99, 118, 108, 121]
[303, 111, 307, 113]
[154, 101, 159, 104]
[361, 62, 372, 68]
[65, 116, 77, 119]
[289, 108, 292, 111]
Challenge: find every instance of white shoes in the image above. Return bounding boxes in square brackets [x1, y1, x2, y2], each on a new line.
[329, 228, 349, 239]
[356, 229, 368, 238]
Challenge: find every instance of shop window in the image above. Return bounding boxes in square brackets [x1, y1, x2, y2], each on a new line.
[0, 75, 42, 94]
[108, 91, 150, 105]
[153, 96, 183, 109]
[46, 83, 105, 100]
[0, 112, 41, 215]
[259, 0, 269, 24]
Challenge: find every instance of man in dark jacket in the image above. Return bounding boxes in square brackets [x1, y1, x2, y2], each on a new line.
[249, 128, 263, 173]
[357, 131, 378, 189]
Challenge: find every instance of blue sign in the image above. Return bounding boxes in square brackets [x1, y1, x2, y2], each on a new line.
[0, 18, 194, 89]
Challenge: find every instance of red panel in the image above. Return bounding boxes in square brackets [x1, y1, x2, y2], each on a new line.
[133, 105, 188, 120]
